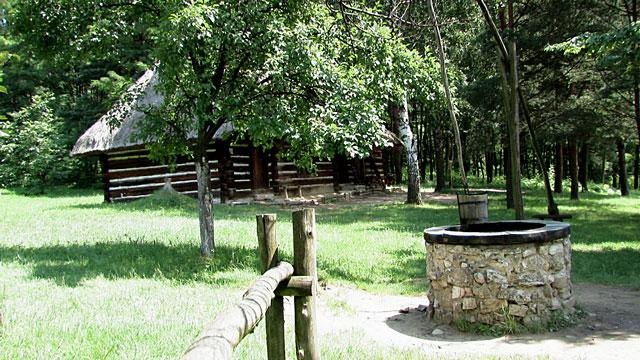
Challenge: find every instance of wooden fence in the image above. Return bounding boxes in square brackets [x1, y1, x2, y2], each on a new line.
[181, 208, 319, 360]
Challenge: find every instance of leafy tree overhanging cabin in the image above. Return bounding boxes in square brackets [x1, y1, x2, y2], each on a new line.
[71, 70, 403, 203]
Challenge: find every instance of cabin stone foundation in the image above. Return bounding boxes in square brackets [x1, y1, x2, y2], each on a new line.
[424, 222, 574, 326]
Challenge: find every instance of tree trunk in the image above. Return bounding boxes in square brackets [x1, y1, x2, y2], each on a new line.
[634, 81, 639, 188]
[195, 147, 215, 256]
[521, 138, 528, 179]
[618, 139, 629, 196]
[497, 147, 502, 176]
[486, 150, 494, 184]
[435, 128, 446, 192]
[506, 5, 524, 219]
[478, 0, 524, 217]
[634, 144, 639, 190]
[579, 143, 589, 192]
[427, 0, 468, 192]
[429, 129, 435, 181]
[419, 111, 429, 181]
[568, 139, 579, 200]
[601, 150, 606, 184]
[554, 142, 563, 193]
[518, 91, 559, 215]
[394, 95, 422, 204]
[633, 0, 640, 190]
[504, 141, 514, 208]
[392, 110, 403, 184]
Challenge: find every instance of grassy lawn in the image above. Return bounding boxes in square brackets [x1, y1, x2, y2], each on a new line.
[0, 185, 638, 359]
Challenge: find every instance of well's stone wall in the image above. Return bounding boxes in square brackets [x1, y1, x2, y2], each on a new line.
[426, 236, 574, 326]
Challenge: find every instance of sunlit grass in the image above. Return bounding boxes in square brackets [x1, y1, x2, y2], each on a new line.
[0, 184, 638, 359]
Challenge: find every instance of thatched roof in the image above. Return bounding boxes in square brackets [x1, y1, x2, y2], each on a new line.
[72, 69, 401, 157]
[71, 69, 233, 156]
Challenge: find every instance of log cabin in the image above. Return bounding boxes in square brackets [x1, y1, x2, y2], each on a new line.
[71, 69, 401, 203]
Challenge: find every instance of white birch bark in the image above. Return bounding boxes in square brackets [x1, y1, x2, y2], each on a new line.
[397, 94, 422, 204]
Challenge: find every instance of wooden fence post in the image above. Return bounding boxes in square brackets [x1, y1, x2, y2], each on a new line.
[257, 214, 286, 360]
[292, 209, 319, 360]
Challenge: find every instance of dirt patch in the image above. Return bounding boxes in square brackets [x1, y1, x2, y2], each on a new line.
[309, 189, 459, 209]
[310, 283, 640, 359]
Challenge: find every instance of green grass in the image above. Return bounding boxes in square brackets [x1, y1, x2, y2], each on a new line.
[0, 184, 638, 359]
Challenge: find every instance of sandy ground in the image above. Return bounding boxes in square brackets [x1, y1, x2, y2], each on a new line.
[280, 187, 507, 209]
[296, 283, 640, 359]
[317, 189, 460, 208]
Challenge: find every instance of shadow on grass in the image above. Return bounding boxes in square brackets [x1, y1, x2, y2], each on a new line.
[67, 199, 295, 221]
[317, 203, 459, 234]
[6, 186, 103, 198]
[384, 308, 640, 345]
[51, 188, 639, 290]
[0, 240, 261, 287]
[572, 247, 640, 288]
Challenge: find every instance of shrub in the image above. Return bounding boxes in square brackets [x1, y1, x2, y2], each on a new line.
[0, 91, 79, 190]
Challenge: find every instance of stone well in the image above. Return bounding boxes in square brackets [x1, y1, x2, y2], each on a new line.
[424, 221, 573, 326]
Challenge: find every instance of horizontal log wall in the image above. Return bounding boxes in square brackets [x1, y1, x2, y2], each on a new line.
[105, 146, 220, 202]
[102, 144, 390, 202]
[272, 160, 335, 191]
[229, 143, 252, 196]
[365, 149, 386, 185]
[340, 149, 386, 186]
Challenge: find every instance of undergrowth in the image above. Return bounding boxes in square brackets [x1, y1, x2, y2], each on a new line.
[547, 305, 587, 332]
[453, 305, 588, 336]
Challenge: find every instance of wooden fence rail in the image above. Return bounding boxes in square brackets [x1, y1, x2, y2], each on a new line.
[181, 209, 319, 360]
[181, 262, 294, 360]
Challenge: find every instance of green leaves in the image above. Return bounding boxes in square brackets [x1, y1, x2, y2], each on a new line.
[139, 1, 437, 167]
[12, 0, 439, 171]
[547, 22, 640, 77]
[0, 91, 78, 188]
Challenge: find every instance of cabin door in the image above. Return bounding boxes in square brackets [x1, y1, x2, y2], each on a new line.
[250, 146, 269, 190]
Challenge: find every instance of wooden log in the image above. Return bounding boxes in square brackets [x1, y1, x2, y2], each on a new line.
[181, 262, 294, 360]
[292, 209, 319, 360]
[107, 164, 220, 181]
[257, 214, 286, 360]
[100, 154, 110, 203]
[277, 163, 333, 172]
[108, 181, 218, 198]
[217, 141, 233, 203]
[275, 276, 315, 297]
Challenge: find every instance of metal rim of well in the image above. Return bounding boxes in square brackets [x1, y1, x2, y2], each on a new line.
[424, 220, 571, 246]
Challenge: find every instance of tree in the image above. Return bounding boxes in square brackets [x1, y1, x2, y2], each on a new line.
[426, 0, 469, 193]
[16, 1, 429, 256]
[475, 0, 525, 218]
[0, 91, 76, 189]
[135, 2, 408, 255]
[391, 94, 422, 204]
[548, 1, 639, 195]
